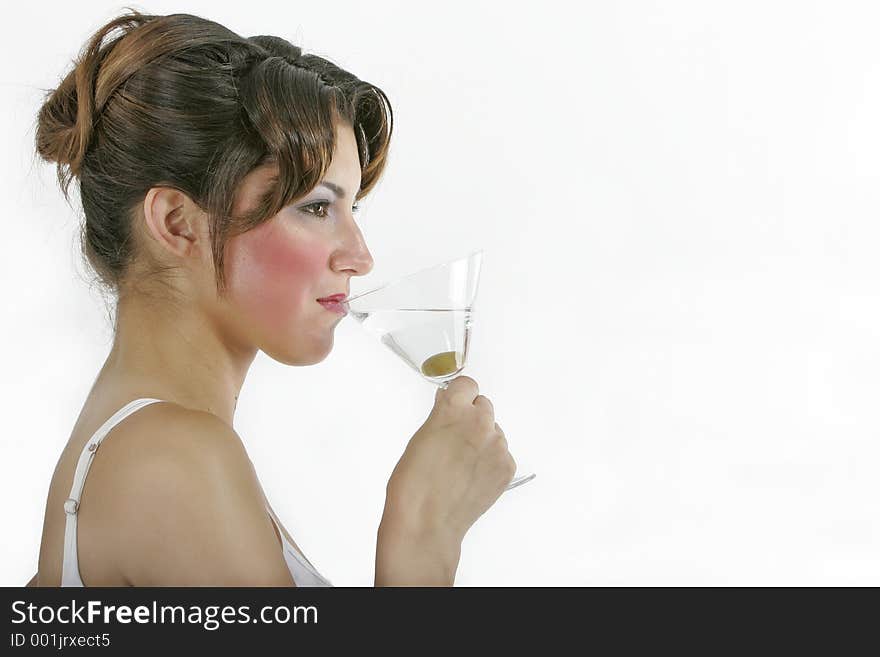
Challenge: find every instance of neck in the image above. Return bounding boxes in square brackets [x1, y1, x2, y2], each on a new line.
[98, 290, 258, 426]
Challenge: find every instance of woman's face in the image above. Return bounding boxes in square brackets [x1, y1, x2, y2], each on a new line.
[222, 121, 374, 365]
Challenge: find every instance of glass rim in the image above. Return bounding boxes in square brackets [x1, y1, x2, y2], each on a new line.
[343, 249, 484, 305]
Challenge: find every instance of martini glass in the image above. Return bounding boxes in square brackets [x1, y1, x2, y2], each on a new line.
[342, 250, 536, 492]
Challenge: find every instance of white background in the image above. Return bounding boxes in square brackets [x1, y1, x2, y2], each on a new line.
[2, 0, 879, 586]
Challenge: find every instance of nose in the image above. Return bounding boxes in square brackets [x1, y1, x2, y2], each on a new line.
[331, 220, 373, 277]
[349, 246, 373, 277]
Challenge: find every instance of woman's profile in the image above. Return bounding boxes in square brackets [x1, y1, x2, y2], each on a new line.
[26, 10, 517, 587]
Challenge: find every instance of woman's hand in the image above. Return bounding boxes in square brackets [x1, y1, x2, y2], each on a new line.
[381, 375, 517, 552]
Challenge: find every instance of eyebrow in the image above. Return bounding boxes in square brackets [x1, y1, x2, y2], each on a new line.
[317, 181, 346, 198]
[262, 170, 349, 198]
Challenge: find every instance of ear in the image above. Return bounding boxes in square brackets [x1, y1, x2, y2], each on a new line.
[142, 187, 206, 258]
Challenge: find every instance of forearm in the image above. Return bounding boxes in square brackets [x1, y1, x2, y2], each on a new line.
[374, 508, 462, 587]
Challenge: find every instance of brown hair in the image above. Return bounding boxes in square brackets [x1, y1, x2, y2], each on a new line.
[34, 8, 392, 304]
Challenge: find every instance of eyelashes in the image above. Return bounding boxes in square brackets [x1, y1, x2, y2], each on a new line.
[300, 201, 361, 220]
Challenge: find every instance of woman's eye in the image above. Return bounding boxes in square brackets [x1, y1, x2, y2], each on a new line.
[301, 201, 361, 219]
[302, 202, 330, 219]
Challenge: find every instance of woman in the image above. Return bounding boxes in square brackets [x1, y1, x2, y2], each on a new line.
[26, 10, 516, 587]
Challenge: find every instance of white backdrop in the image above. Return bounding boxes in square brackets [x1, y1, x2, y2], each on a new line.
[2, 0, 879, 586]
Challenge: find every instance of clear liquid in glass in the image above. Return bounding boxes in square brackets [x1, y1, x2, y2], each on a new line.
[348, 308, 472, 385]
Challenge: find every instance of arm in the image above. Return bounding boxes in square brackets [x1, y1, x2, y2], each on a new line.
[25, 573, 37, 587]
[374, 494, 463, 587]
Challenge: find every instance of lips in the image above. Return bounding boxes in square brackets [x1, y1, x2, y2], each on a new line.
[317, 294, 348, 316]
[317, 293, 347, 303]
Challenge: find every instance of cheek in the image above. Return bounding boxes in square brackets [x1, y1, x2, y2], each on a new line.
[225, 219, 327, 330]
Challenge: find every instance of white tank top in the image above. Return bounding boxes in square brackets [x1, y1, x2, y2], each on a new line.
[60, 398, 332, 587]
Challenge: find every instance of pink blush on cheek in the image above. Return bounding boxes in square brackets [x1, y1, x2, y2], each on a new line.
[225, 219, 327, 332]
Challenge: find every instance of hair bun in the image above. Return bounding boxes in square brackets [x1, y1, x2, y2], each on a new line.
[35, 10, 155, 196]
[35, 61, 91, 179]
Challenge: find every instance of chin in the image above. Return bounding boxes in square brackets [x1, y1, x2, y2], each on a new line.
[261, 335, 334, 366]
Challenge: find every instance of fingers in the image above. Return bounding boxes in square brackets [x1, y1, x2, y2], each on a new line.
[493, 422, 508, 450]
[443, 375, 479, 402]
[492, 423, 516, 482]
[472, 394, 494, 422]
[439, 377, 496, 428]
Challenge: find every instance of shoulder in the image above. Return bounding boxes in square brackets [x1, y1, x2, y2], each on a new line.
[90, 401, 293, 586]
[92, 401, 254, 508]
[103, 401, 253, 486]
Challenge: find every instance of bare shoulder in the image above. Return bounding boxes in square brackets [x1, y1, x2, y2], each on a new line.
[88, 402, 294, 586]
[101, 402, 254, 487]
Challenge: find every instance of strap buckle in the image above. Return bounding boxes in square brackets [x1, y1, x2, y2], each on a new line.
[63, 498, 79, 515]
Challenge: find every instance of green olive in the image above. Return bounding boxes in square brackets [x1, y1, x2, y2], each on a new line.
[421, 351, 460, 377]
